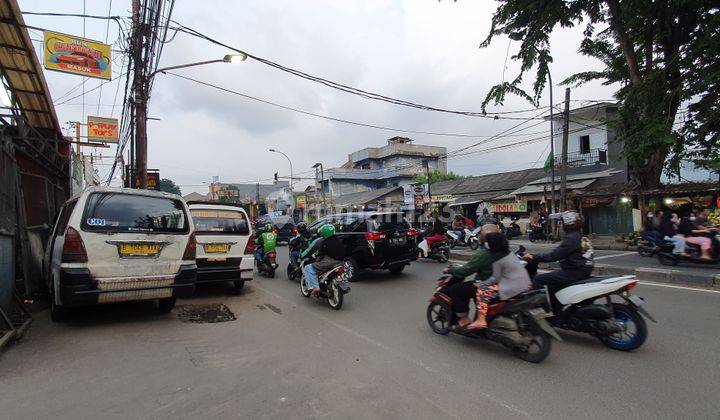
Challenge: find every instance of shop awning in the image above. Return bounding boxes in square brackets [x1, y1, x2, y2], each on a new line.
[448, 191, 506, 207]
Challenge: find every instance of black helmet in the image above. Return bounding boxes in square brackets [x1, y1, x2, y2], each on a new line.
[296, 222, 307, 233]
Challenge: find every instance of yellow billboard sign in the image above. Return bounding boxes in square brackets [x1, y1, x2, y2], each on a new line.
[87, 116, 118, 143]
[43, 31, 111, 80]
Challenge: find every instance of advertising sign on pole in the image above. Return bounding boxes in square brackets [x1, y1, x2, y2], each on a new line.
[43, 31, 112, 80]
[87, 116, 118, 143]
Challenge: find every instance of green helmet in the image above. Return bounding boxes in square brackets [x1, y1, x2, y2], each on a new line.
[264, 223, 273, 232]
[318, 223, 335, 239]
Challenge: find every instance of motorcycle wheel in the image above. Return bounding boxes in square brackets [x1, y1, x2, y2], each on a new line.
[438, 247, 449, 263]
[327, 282, 344, 310]
[300, 276, 312, 297]
[658, 253, 679, 266]
[267, 267, 276, 278]
[637, 240, 654, 257]
[287, 263, 297, 281]
[343, 257, 358, 282]
[469, 238, 479, 250]
[512, 323, 552, 364]
[426, 302, 451, 335]
[599, 303, 648, 351]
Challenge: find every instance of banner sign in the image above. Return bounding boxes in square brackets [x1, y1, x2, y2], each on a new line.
[296, 196, 305, 209]
[87, 116, 118, 143]
[43, 31, 111, 80]
[124, 167, 159, 190]
[490, 201, 528, 213]
[581, 196, 615, 208]
[431, 194, 454, 202]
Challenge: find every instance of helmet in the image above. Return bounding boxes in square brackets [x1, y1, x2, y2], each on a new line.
[296, 222, 307, 233]
[479, 223, 500, 242]
[264, 223, 273, 232]
[550, 211, 583, 231]
[318, 223, 335, 239]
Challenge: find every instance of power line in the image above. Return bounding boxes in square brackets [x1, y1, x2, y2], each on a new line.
[167, 72, 554, 139]
[167, 22, 548, 120]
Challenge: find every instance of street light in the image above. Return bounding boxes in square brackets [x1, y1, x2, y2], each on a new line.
[269, 149, 294, 213]
[509, 32, 556, 213]
[134, 52, 247, 189]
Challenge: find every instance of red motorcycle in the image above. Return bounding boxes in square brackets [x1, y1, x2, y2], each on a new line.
[426, 276, 561, 363]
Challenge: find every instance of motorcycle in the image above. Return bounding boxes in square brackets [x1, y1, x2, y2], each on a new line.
[657, 231, 720, 266]
[426, 275, 561, 363]
[528, 221, 550, 242]
[505, 221, 522, 240]
[299, 260, 351, 310]
[255, 248, 278, 278]
[287, 234, 309, 281]
[446, 228, 480, 249]
[417, 232, 451, 263]
[636, 236, 661, 257]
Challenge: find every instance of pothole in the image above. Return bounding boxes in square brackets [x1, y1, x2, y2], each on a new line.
[176, 303, 236, 323]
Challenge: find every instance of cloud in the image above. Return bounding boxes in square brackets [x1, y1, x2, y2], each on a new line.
[21, 0, 618, 195]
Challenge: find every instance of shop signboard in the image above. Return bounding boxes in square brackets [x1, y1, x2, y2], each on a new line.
[87, 116, 118, 143]
[581, 196, 615, 208]
[43, 31, 112, 80]
[490, 201, 527, 213]
[431, 194, 454, 202]
[296, 196, 306, 209]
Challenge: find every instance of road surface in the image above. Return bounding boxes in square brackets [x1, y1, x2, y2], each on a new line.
[1, 249, 718, 419]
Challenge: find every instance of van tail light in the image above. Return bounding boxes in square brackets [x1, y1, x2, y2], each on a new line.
[244, 234, 255, 255]
[61, 227, 88, 263]
[407, 228, 417, 237]
[182, 233, 197, 260]
[364, 232, 386, 241]
[625, 281, 637, 292]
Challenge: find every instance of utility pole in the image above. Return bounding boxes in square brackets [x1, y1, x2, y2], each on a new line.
[560, 87, 570, 212]
[423, 159, 431, 212]
[131, 0, 148, 189]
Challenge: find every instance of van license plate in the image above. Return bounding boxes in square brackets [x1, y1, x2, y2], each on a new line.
[390, 237, 406, 245]
[204, 244, 229, 253]
[119, 243, 159, 257]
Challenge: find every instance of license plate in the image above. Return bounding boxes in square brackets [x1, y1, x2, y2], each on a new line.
[390, 237, 406, 245]
[204, 243, 229, 254]
[119, 243, 159, 257]
[628, 295, 645, 306]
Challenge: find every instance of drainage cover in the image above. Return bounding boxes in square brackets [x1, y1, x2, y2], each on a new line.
[176, 303, 236, 323]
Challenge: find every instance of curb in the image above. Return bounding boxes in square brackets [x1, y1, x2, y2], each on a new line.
[449, 251, 719, 289]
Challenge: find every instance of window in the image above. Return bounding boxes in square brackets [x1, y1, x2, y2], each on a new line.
[82, 192, 188, 233]
[361, 163, 371, 170]
[191, 209, 249, 235]
[580, 135, 591, 154]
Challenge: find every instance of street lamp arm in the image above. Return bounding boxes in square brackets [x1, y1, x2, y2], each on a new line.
[149, 59, 226, 80]
[269, 149, 294, 190]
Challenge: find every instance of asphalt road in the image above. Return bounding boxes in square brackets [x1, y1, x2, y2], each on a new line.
[1, 249, 719, 419]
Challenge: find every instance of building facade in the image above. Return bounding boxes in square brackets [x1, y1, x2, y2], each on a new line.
[320, 137, 446, 197]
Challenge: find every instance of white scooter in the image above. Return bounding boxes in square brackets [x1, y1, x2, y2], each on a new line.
[446, 227, 480, 249]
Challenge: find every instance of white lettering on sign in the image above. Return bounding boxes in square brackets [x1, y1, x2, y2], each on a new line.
[86, 218, 106, 226]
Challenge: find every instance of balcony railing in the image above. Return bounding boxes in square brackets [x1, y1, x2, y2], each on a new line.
[563, 149, 607, 167]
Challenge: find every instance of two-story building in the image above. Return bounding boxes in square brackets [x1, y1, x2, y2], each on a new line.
[319, 137, 446, 198]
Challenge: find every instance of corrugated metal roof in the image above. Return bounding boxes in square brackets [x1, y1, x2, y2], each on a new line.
[333, 186, 401, 206]
[0, 0, 62, 134]
[512, 179, 596, 195]
[431, 168, 547, 196]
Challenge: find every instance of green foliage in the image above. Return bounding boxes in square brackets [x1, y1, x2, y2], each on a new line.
[413, 170, 462, 185]
[479, 0, 719, 188]
[158, 178, 181, 195]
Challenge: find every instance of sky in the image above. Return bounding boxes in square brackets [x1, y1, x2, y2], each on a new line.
[20, 0, 618, 195]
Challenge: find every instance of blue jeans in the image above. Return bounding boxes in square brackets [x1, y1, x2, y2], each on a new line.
[641, 231, 662, 245]
[255, 248, 264, 263]
[303, 264, 319, 289]
[665, 236, 685, 254]
[290, 250, 301, 267]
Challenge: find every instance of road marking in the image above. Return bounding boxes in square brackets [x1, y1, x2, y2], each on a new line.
[594, 251, 637, 260]
[253, 283, 532, 419]
[639, 281, 720, 294]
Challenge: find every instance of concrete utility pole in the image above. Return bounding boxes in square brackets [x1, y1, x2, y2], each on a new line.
[560, 87, 571, 212]
[131, 0, 148, 189]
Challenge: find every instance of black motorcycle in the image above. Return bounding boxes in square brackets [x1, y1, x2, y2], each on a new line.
[299, 260, 350, 310]
[255, 248, 278, 278]
[528, 221, 550, 242]
[287, 234, 309, 281]
[657, 231, 720, 266]
[427, 275, 561, 363]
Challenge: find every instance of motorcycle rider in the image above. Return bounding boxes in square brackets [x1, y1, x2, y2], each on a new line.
[254, 223, 277, 265]
[450, 215, 465, 241]
[420, 217, 446, 258]
[301, 223, 345, 294]
[289, 222, 310, 267]
[523, 211, 594, 291]
[442, 224, 501, 329]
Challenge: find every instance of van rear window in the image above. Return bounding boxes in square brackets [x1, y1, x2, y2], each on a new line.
[82, 192, 188, 233]
[191, 209, 249, 235]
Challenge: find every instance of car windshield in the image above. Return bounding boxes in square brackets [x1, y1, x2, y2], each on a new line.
[191, 209, 249, 235]
[82, 192, 188, 233]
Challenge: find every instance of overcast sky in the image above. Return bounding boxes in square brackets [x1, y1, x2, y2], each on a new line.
[21, 0, 615, 195]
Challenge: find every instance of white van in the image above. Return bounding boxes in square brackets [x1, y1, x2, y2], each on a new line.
[44, 187, 197, 321]
[188, 202, 254, 292]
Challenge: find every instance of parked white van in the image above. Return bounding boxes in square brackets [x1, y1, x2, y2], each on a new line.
[44, 187, 197, 321]
[188, 202, 254, 292]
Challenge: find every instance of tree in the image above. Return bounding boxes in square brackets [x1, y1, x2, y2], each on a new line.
[479, 0, 719, 189]
[414, 170, 462, 185]
[158, 178, 181, 195]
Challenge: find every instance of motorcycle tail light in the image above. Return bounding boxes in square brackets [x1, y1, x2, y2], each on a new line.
[406, 228, 417, 237]
[625, 281, 637, 291]
[268, 251, 277, 258]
